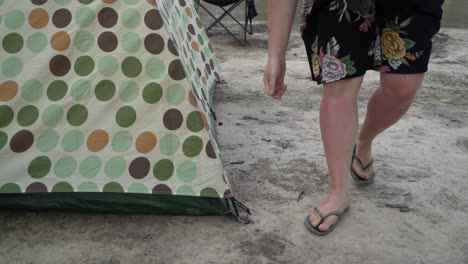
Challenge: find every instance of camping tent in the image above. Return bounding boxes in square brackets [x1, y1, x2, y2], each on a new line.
[0, 0, 249, 217]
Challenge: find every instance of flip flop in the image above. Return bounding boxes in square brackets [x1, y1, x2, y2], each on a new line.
[350, 145, 375, 185]
[304, 205, 350, 236]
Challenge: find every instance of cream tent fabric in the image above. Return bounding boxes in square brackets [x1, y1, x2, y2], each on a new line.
[0, 0, 233, 213]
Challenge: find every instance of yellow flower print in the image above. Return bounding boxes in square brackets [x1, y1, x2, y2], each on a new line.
[381, 28, 406, 59]
[312, 53, 320, 78]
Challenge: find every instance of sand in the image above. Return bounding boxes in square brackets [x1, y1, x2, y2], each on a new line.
[1, 24, 467, 264]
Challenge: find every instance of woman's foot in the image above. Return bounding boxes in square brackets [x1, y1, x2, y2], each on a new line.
[308, 193, 351, 232]
[351, 141, 375, 181]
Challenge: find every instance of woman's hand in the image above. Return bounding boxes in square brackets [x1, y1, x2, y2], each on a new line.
[263, 55, 287, 100]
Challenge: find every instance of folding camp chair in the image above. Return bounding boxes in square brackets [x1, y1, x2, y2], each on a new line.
[194, 0, 258, 46]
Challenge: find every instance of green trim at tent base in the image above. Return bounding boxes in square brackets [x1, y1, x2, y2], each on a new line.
[0, 193, 230, 215]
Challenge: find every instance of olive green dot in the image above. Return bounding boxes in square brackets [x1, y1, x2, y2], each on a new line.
[27, 32, 48, 53]
[62, 129, 84, 152]
[111, 131, 133, 152]
[17, 105, 39, 127]
[79, 156, 102, 178]
[95, 80, 116, 101]
[76, 7, 95, 27]
[5, 10, 25, 30]
[54, 156, 77, 178]
[74, 56, 95, 76]
[122, 56, 142, 78]
[0, 131, 8, 151]
[37, 129, 60, 152]
[3, 33, 24, 53]
[142, 82, 163, 104]
[47, 80, 68, 101]
[122, 32, 141, 53]
[21, 80, 43, 102]
[67, 104, 88, 126]
[78, 0, 93, 4]
[200, 187, 219, 198]
[51, 182, 74, 192]
[74, 31, 94, 52]
[122, 8, 141, 29]
[177, 160, 197, 182]
[153, 159, 174, 181]
[115, 106, 136, 128]
[28, 156, 51, 179]
[0, 105, 14, 128]
[165, 83, 185, 106]
[78, 182, 99, 192]
[103, 182, 124, 193]
[186, 111, 204, 132]
[71, 80, 92, 101]
[98, 55, 118, 76]
[119, 81, 139, 102]
[182, 135, 203, 157]
[0, 183, 21, 193]
[159, 133, 180, 155]
[105, 156, 126, 178]
[2, 57, 23, 77]
[42, 104, 64, 127]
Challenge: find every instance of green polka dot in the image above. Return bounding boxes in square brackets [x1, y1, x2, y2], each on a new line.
[177, 160, 197, 182]
[95, 80, 116, 101]
[37, 129, 60, 152]
[67, 104, 88, 126]
[38, 107, 58, 131]
[0, 131, 7, 151]
[111, 131, 133, 152]
[21, 80, 43, 102]
[5, 10, 25, 30]
[51, 182, 74, 192]
[127, 182, 148, 193]
[122, 8, 141, 29]
[28, 156, 51, 179]
[159, 134, 180, 155]
[75, 7, 95, 28]
[78, 0, 93, 4]
[78, 182, 99, 192]
[98, 55, 118, 76]
[54, 156, 77, 178]
[47, 80, 68, 101]
[176, 186, 196, 196]
[197, 34, 205, 46]
[182, 135, 203, 157]
[62, 129, 84, 152]
[146, 58, 165, 79]
[71, 80, 92, 101]
[2, 57, 23, 77]
[17, 105, 39, 127]
[55, 0, 72, 5]
[27, 32, 47, 53]
[79, 156, 101, 178]
[200, 187, 219, 198]
[122, 32, 141, 53]
[3, 33, 23, 53]
[103, 182, 124, 193]
[74, 56, 95, 76]
[153, 159, 174, 181]
[105, 156, 126, 178]
[0, 105, 14, 128]
[122, 57, 142, 78]
[0, 183, 21, 193]
[119, 81, 139, 102]
[123, 0, 139, 5]
[165, 83, 185, 106]
[115, 106, 136, 128]
[187, 111, 204, 132]
[74, 31, 94, 52]
[142, 82, 163, 104]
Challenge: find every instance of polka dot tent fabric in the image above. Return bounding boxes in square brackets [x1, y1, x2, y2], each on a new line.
[0, 0, 232, 202]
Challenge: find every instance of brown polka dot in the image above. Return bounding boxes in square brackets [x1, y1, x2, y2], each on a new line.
[206, 140, 217, 159]
[144, 9, 163, 30]
[129, 157, 150, 179]
[52, 8, 72, 28]
[185, 7, 192, 18]
[49, 55, 71, 77]
[188, 24, 195, 35]
[178, 27, 185, 41]
[178, 0, 186, 7]
[210, 59, 215, 70]
[135, 131, 157, 153]
[205, 63, 212, 75]
[102, 0, 117, 4]
[0, 81, 18, 102]
[29, 8, 49, 29]
[146, 0, 155, 5]
[50, 31, 71, 51]
[201, 76, 207, 86]
[188, 90, 197, 107]
[152, 184, 172, 195]
[163, 109, 183, 130]
[97, 31, 118, 52]
[191, 41, 199, 52]
[168, 59, 186, 81]
[87, 130, 109, 152]
[144, 33, 164, 55]
[196, 69, 201, 77]
[26, 182, 48, 193]
[168, 39, 178, 55]
[98, 7, 118, 28]
[201, 111, 210, 130]
[31, 0, 47, 5]
[201, 51, 206, 62]
[10, 130, 34, 153]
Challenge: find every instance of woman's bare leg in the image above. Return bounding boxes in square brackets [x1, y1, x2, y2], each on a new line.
[309, 76, 363, 231]
[352, 73, 425, 179]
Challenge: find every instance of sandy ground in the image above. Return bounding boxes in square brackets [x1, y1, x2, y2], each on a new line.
[1, 24, 468, 264]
